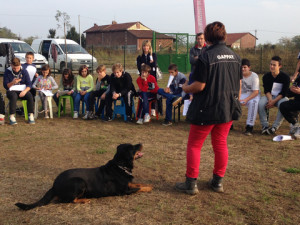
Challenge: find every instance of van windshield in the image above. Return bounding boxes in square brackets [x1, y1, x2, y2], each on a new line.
[6, 42, 36, 53]
[59, 44, 88, 54]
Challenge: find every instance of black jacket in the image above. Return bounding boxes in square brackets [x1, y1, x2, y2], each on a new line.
[110, 72, 136, 97]
[187, 42, 242, 125]
[136, 53, 157, 78]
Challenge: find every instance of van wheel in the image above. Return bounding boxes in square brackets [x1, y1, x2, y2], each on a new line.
[60, 63, 66, 73]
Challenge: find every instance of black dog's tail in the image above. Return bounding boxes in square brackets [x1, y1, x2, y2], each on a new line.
[15, 188, 55, 210]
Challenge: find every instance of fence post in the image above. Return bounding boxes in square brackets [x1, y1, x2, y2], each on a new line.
[260, 46, 263, 74]
[153, 31, 156, 53]
[92, 45, 94, 73]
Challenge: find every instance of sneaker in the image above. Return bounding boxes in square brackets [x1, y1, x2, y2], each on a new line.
[126, 116, 134, 123]
[289, 123, 299, 135]
[28, 113, 35, 124]
[208, 179, 224, 193]
[162, 120, 172, 126]
[45, 113, 49, 119]
[103, 116, 112, 122]
[136, 118, 143, 125]
[88, 112, 95, 120]
[208, 174, 224, 193]
[261, 126, 269, 135]
[244, 125, 253, 136]
[266, 127, 277, 135]
[172, 96, 182, 107]
[73, 111, 78, 119]
[9, 115, 17, 125]
[82, 111, 90, 120]
[151, 109, 156, 117]
[175, 177, 199, 195]
[293, 127, 300, 139]
[144, 113, 150, 123]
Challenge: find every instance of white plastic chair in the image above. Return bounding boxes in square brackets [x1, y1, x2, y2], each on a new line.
[34, 95, 53, 119]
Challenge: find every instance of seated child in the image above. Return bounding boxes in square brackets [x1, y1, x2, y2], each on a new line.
[157, 63, 187, 126]
[84, 65, 110, 120]
[73, 65, 94, 119]
[53, 68, 76, 112]
[32, 65, 58, 118]
[22, 52, 39, 99]
[240, 59, 260, 135]
[136, 64, 159, 124]
[104, 63, 136, 122]
[0, 92, 5, 125]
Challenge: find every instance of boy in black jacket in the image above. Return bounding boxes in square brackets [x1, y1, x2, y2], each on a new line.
[104, 63, 136, 122]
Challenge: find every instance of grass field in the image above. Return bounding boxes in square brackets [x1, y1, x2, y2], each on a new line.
[0, 72, 299, 225]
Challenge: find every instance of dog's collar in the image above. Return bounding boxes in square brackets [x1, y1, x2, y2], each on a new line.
[118, 165, 132, 176]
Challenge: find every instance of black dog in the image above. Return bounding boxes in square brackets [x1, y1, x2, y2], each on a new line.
[15, 143, 152, 210]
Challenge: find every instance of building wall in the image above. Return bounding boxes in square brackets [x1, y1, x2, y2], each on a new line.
[240, 34, 256, 48]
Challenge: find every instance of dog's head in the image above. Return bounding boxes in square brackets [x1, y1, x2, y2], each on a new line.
[113, 143, 143, 169]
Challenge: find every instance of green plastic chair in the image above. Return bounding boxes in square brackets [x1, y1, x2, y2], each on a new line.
[58, 95, 74, 118]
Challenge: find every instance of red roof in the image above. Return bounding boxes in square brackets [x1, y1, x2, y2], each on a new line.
[85, 22, 149, 33]
[128, 30, 174, 39]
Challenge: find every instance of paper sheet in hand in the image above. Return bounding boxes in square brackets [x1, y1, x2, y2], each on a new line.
[41, 89, 54, 97]
[167, 75, 174, 88]
[9, 84, 26, 91]
[183, 99, 191, 116]
[271, 82, 283, 96]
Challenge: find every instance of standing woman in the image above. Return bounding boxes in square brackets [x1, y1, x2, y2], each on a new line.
[175, 21, 242, 195]
[137, 40, 159, 115]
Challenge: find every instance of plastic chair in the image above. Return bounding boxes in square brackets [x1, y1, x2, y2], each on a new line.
[136, 97, 159, 121]
[112, 97, 136, 121]
[5, 96, 28, 120]
[58, 95, 74, 118]
[95, 96, 105, 119]
[34, 95, 53, 119]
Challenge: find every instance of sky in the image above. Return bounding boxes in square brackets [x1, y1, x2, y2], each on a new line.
[0, 0, 299, 45]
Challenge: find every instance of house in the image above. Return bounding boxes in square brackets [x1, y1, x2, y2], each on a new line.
[226, 33, 257, 49]
[84, 21, 174, 51]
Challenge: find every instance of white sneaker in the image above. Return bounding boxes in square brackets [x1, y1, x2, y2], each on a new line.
[9, 114, 17, 125]
[144, 113, 151, 123]
[136, 118, 143, 125]
[73, 111, 78, 119]
[151, 109, 156, 117]
[82, 111, 89, 120]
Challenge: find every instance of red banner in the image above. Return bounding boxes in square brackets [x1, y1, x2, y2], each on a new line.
[193, 0, 206, 34]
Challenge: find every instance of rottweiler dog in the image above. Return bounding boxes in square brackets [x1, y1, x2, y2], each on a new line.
[15, 143, 152, 210]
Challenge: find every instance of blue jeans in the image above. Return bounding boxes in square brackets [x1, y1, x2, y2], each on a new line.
[258, 95, 289, 129]
[138, 92, 156, 118]
[74, 92, 91, 112]
[157, 88, 181, 121]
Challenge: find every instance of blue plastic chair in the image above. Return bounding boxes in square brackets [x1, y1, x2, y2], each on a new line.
[112, 97, 135, 121]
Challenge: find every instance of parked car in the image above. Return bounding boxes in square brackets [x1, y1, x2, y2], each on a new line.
[0, 38, 48, 74]
[31, 38, 98, 73]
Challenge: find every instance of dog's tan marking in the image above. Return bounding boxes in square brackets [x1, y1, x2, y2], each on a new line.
[128, 183, 153, 192]
[73, 198, 91, 204]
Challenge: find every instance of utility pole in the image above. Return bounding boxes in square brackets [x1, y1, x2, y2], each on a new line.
[79, 15, 81, 46]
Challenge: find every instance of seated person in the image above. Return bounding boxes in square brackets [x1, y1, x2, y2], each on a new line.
[279, 72, 300, 139]
[3, 57, 35, 125]
[0, 92, 5, 125]
[73, 65, 94, 119]
[136, 64, 159, 125]
[240, 59, 260, 135]
[53, 68, 76, 113]
[84, 65, 110, 120]
[157, 63, 187, 126]
[258, 56, 290, 135]
[104, 63, 136, 122]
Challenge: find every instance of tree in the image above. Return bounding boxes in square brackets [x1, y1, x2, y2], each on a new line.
[55, 10, 71, 69]
[23, 36, 39, 45]
[0, 27, 18, 39]
[66, 26, 86, 47]
[292, 35, 300, 49]
[47, 29, 56, 38]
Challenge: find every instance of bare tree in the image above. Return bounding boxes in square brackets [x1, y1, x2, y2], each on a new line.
[55, 10, 71, 69]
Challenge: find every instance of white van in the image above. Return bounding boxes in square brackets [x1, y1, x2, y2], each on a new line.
[31, 38, 98, 72]
[0, 38, 48, 74]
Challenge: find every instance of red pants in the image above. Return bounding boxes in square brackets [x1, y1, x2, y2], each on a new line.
[186, 121, 232, 178]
